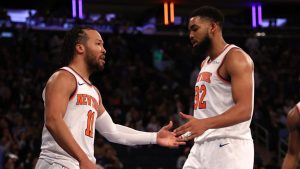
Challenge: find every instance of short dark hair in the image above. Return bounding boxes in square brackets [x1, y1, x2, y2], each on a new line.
[60, 26, 96, 65]
[189, 6, 224, 28]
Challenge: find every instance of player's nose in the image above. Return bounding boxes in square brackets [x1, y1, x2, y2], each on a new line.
[102, 47, 106, 55]
[189, 32, 194, 39]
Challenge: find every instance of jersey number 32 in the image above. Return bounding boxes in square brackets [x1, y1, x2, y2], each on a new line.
[194, 84, 206, 110]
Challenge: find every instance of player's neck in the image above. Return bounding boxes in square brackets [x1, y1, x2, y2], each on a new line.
[208, 37, 227, 60]
[68, 62, 91, 83]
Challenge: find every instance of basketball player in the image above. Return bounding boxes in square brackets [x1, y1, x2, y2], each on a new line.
[174, 6, 254, 169]
[35, 26, 185, 169]
[282, 102, 300, 169]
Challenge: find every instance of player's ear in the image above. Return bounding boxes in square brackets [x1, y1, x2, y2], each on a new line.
[210, 22, 217, 34]
[75, 43, 85, 54]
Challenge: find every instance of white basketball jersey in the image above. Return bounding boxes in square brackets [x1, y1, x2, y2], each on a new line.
[39, 67, 100, 168]
[194, 44, 253, 143]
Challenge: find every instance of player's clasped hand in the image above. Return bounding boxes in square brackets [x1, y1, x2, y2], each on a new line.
[174, 112, 209, 141]
[157, 121, 186, 148]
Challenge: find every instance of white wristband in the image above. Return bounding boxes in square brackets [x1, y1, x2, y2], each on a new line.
[150, 132, 157, 144]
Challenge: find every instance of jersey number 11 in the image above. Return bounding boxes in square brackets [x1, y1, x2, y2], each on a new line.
[85, 110, 95, 138]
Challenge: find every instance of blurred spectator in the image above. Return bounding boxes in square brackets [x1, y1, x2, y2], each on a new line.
[176, 147, 190, 169]
[245, 32, 260, 59]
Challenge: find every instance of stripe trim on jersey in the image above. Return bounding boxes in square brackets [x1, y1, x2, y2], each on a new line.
[68, 67, 93, 87]
[58, 69, 78, 100]
[207, 44, 230, 64]
[216, 46, 240, 84]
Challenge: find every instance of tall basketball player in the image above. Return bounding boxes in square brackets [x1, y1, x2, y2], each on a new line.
[282, 102, 300, 169]
[35, 26, 185, 169]
[174, 6, 255, 169]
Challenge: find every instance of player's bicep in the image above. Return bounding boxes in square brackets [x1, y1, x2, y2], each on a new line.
[227, 50, 254, 108]
[287, 130, 300, 155]
[45, 71, 76, 120]
[287, 107, 300, 154]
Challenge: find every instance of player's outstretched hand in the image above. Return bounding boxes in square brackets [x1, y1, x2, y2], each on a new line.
[174, 112, 208, 141]
[157, 121, 186, 148]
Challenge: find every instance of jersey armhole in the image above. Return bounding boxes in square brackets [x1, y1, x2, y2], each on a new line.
[216, 47, 240, 84]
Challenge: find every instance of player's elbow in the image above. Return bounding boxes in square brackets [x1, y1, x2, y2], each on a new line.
[240, 105, 252, 121]
[243, 113, 252, 122]
[45, 116, 60, 132]
[45, 121, 55, 133]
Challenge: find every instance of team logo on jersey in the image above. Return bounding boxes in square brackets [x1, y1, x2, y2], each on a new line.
[219, 143, 229, 147]
[76, 94, 99, 110]
[197, 72, 212, 83]
[211, 60, 220, 64]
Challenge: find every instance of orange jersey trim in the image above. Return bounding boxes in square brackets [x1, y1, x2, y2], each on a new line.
[68, 67, 93, 87]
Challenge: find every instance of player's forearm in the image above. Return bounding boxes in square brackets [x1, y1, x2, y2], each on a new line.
[96, 111, 156, 145]
[45, 117, 89, 162]
[204, 103, 252, 129]
[116, 124, 153, 134]
[282, 154, 298, 169]
[116, 124, 157, 144]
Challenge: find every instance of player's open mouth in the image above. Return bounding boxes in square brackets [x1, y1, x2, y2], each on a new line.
[191, 40, 198, 47]
[99, 57, 105, 64]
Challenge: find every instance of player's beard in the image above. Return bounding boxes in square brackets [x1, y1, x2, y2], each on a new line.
[85, 50, 104, 73]
[192, 34, 211, 58]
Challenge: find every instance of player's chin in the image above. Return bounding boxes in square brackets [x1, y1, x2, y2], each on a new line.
[97, 61, 105, 70]
[98, 65, 104, 71]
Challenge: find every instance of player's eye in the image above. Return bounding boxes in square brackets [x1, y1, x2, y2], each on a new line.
[191, 27, 199, 32]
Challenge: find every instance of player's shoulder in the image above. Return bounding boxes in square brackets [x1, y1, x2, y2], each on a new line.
[287, 106, 300, 129]
[225, 47, 254, 73]
[46, 69, 76, 88]
[226, 47, 253, 65]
